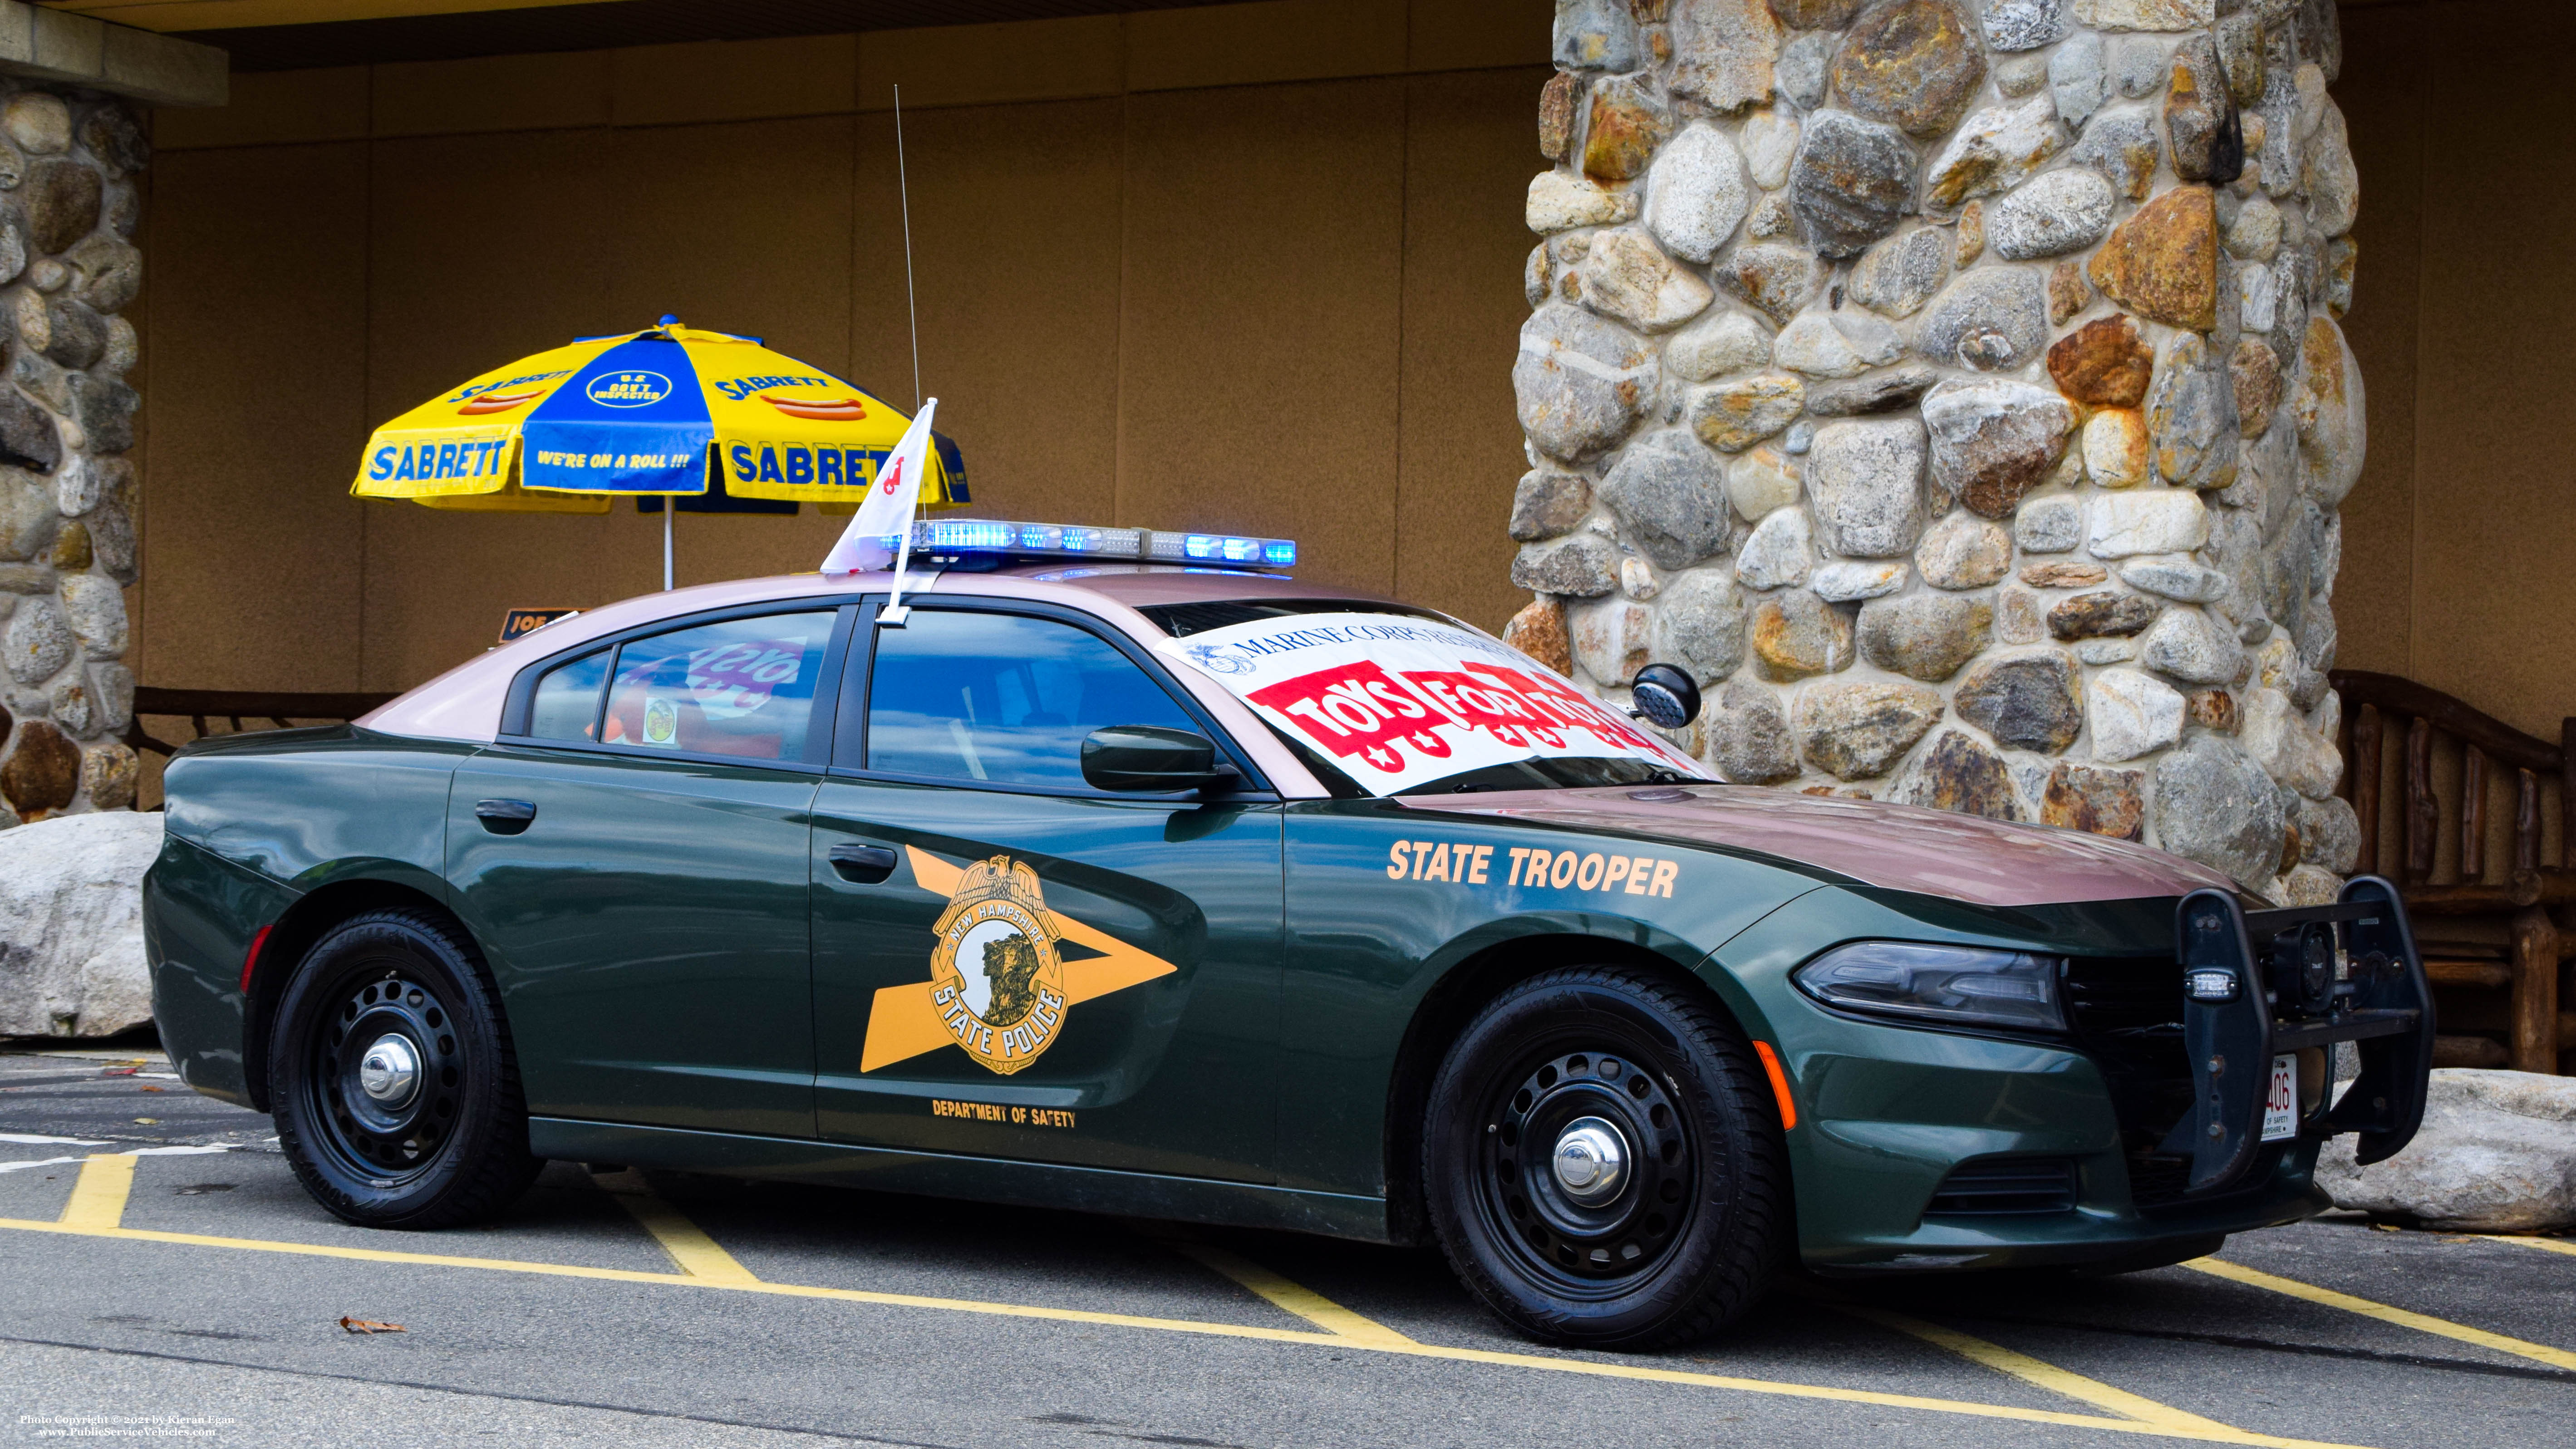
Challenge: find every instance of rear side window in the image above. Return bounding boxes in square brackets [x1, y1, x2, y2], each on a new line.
[526, 648, 610, 741]
[865, 610, 1196, 788]
[599, 611, 837, 762]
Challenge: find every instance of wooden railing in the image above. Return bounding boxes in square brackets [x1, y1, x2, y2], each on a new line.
[122, 688, 398, 757]
[2332, 670, 2571, 1074]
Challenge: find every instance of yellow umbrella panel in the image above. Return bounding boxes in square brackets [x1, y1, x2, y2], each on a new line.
[351, 322, 968, 512]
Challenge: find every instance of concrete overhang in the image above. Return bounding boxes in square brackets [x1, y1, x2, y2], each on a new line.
[7, 1, 225, 105]
[38, 0, 1247, 73]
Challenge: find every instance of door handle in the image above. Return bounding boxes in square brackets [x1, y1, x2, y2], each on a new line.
[828, 843, 899, 884]
[474, 799, 537, 835]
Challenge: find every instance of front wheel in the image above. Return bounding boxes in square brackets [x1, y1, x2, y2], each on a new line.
[270, 908, 541, 1228]
[1422, 966, 1788, 1349]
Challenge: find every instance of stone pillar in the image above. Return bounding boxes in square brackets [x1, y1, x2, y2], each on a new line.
[1509, 0, 2364, 903]
[0, 82, 145, 826]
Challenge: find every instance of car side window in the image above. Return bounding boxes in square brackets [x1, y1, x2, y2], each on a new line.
[598, 611, 838, 762]
[865, 610, 1198, 788]
[526, 648, 610, 741]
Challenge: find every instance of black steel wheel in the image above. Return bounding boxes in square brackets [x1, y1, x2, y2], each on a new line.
[1423, 966, 1786, 1349]
[270, 908, 541, 1228]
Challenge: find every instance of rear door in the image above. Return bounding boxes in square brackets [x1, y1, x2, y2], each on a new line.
[809, 598, 1283, 1181]
[449, 603, 853, 1140]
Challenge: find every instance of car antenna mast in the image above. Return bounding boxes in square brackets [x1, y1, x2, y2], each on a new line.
[877, 82, 925, 628]
[896, 83, 923, 415]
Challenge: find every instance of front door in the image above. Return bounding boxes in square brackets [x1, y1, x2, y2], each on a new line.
[449, 604, 850, 1139]
[810, 600, 1282, 1182]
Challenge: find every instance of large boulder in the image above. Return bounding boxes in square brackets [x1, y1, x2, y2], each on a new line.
[2316, 1071, 2576, 1232]
[0, 810, 163, 1037]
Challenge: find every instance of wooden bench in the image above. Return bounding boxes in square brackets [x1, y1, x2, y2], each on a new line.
[121, 688, 400, 810]
[2333, 670, 2572, 1074]
[121, 688, 401, 758]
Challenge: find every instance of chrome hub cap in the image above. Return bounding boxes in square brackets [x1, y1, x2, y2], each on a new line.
[1550, 1117, 1628, 1206]
[357, 1034, 420, 1106]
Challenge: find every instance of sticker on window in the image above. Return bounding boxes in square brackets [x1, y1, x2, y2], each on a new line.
[641, 696, 681, 747]
[1160, 612, 1707, 795]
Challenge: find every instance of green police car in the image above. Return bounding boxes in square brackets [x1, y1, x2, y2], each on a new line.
[141, 521, 2435, 1349]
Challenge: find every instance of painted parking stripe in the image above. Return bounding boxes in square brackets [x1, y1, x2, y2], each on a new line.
[1845, 1305, 2242, 1436]
[58, 1155, 135, 1231]
[2, 1144, 233, 1179]
[2482, 1235, 2576, 1259]
[0, 1214, 2378, 1449]
[2184, 1256, 2576, 1372]
[589, 1168, 760, 1285]
[1164, 1241, 1418, 1348]
[0, 1134, 111, 1146]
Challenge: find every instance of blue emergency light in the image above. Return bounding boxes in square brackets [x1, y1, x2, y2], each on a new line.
[879, 518, 1297, 571]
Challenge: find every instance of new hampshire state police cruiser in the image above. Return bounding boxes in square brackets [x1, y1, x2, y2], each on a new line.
[141, 519, 2435, 1349]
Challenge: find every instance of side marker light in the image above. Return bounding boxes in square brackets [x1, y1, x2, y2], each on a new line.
[239, 924, 275, 995]
[1751, 1040, 1798, 1132]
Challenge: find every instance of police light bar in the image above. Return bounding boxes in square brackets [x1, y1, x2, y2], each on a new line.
[879, 518, 1298, 570]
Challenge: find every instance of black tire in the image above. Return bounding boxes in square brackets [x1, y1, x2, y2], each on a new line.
[270, 908, 541, 1228]
[1422, 965, 1788, 1350]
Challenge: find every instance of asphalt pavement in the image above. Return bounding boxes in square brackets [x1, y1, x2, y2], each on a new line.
[2, 1041, 2570, 1449]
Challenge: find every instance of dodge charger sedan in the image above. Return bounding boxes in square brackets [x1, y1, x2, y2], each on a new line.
[141, 523, 2434, 1348]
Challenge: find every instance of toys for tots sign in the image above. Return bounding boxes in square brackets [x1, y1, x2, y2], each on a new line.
[1164, 614, 1705, 794]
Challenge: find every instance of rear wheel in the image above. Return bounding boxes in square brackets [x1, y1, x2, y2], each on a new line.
[270, 908, 541, 1228]
[1422, 965, 1787, 1349]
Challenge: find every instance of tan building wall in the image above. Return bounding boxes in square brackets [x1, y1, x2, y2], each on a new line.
[2334, 0, 2576, 743]
[131, 0, 1553, 701]
[134, 0, 2576, 743]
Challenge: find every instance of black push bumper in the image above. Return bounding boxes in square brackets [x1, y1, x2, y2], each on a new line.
[2166, 875, 2434, 1196]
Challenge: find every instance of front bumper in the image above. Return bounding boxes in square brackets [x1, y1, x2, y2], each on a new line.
[1803, 1145, 2331, 1276]
[1785, 1030, 2333, 1277]
[1706, 879, 2433, 1275]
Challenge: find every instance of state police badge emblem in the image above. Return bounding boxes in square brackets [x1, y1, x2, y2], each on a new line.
[928, 856, 1067, 1075]
[858, 846, 1183, 1077]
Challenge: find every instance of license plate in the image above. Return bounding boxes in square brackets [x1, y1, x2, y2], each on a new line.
[2262, 1053, 2299, 1142]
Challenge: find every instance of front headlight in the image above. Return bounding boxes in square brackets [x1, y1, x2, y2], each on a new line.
[1793, 942, 2066, 1032]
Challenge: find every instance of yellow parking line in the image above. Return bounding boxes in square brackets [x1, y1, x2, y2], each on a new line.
[2184, 1256, 2576, 1372]
[1845, 1305, 2242, 1435]
[57, 1155, 136, 1231]
[2482, 1235, 2576, 1259]
[0, 1214, 2378, 1449]
[1164, 1241, 1418, 1347]
[589, 1169, 760, 1285]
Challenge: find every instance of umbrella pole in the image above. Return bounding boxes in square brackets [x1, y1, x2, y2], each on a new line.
[662, 502, 673, 591]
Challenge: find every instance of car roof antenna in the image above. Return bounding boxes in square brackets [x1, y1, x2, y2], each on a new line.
[817, 84, 935, 625]
[896, 83, 924, 416]
[883, 80, 924, 626]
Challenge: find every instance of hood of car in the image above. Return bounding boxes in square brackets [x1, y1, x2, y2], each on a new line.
[1400, 784, 2239, 909]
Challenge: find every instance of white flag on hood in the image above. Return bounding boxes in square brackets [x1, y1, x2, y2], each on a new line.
[819, 397, 938, 575]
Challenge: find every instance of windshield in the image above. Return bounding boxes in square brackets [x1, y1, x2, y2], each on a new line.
[1136, 599, 1709, 798]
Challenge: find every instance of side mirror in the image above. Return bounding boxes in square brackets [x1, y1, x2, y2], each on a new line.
[1629, 664, 1701, 730]
[1081, 725, 1238, 794]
